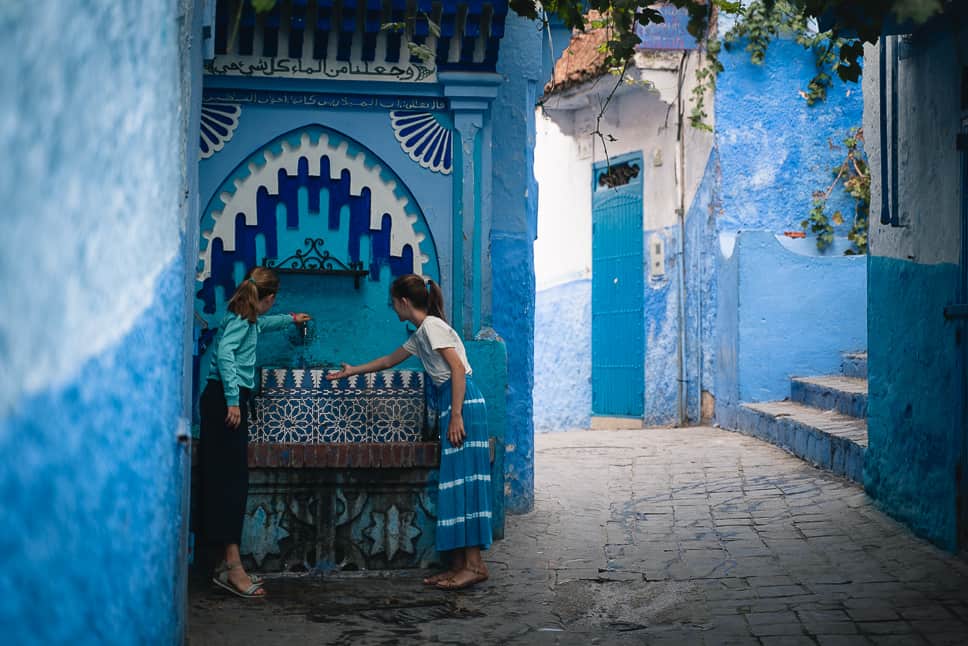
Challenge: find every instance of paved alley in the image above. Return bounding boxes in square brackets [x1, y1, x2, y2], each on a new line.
[189, 428, 968, 645]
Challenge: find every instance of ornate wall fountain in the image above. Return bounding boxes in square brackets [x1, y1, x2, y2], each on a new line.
[193, 0, 513, 572]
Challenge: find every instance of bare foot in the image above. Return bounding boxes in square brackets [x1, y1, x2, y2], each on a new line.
[435, 566, 488, 591]
[423, 569, 459, 585]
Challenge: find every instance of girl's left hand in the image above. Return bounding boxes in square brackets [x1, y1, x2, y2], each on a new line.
[447, 414, 466, 448]
[226, 405, 241, 429]
[292, 313, 311, 324]
[326, 363, 354, 380]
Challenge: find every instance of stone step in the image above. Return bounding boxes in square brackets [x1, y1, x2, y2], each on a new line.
[790, 375, 868, 419]
[733, 401, 867, 483]
[842, 351, 868, 378]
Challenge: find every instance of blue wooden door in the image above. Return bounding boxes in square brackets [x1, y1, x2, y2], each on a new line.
[591, 156, 644, 417]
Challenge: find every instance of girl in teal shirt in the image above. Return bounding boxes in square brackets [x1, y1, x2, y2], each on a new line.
[198, 267, 310, 598]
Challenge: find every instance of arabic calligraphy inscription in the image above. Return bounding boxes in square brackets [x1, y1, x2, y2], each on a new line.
[206, 56, 437, 84]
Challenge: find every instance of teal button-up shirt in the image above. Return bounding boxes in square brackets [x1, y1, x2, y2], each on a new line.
[208, 312, 293, 406]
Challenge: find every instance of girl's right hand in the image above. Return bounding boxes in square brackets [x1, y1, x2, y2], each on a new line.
[226, 406, 241, 428]
[326, 363, 354, 380]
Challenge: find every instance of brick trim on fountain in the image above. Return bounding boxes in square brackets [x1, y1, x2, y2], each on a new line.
[246, 442, 440, 469]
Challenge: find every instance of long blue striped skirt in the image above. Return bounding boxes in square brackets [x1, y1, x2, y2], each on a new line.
[432, 377, 493, 552]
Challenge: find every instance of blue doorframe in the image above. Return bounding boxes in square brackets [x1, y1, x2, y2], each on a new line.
[591, 152, 645, 417]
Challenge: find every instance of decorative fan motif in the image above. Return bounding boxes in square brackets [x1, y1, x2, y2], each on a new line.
[199, 103, 241, 159]
[389, 111, 453, 175]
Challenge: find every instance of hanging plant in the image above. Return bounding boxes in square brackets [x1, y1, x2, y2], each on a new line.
[801, 127, 870, 254]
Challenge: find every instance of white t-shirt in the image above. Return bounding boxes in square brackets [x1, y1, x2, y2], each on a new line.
[402, 316, 472, 386]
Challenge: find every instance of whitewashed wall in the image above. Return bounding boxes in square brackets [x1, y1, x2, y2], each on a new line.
[535, 50, 713, 290]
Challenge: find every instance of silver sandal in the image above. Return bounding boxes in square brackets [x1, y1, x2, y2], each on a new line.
[212, 562, 265, 599]
[215, 560, 263, 585]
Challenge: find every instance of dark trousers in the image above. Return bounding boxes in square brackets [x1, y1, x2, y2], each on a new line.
[198, 380, 250, 546]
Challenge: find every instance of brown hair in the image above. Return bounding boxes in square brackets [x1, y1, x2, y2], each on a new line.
[227, 266, 279, 323]
[391, 274, 446, 321]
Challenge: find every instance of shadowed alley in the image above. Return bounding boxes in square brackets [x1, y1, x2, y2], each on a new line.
[190, 428, 968, 645]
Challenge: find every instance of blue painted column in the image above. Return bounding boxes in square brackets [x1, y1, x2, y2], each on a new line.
[440, 72, 500, 337]
[491, 13, 543, 514]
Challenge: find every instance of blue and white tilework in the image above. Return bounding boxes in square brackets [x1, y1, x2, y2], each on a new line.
[318, 397, 369, 443]
[257, 397, 318, 443]
[250, 368, 427, 443]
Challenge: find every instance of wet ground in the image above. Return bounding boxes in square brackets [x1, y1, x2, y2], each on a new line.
[188, 427, 968, 645]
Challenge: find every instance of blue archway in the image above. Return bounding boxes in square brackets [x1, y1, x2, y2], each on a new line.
[196, 124, 440, 314]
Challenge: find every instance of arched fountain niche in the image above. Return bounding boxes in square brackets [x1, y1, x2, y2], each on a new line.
[193, 125, 444, 571]
[197, 124, 440, 375]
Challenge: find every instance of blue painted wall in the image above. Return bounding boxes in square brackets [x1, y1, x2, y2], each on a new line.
[535, 35, 864, 432]
[715, 233, 740, 429]
[639, 150, 723, 427]
[715, 231, 867, 426]
[717, 37, 864, 234]
[465, 340, 509, 538]
[865, 258, 962, 549]
[683, 149, 721, 422]
[642, 227, 680, 425]
[711, 34, 866, 423]
[861, 24, 967, 551]
[0, 1, 197, 642]
[491, 12, 542, 512]
[533, 279, 592, 432]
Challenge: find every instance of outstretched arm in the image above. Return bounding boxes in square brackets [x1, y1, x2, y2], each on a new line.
[326, 346, 412, 380]
[258, 312, 311, 332]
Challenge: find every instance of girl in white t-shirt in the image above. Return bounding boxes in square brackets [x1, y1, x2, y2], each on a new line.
[327, 274, 492, 590]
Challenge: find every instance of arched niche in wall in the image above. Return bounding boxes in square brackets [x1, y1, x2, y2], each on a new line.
[195, 124, 441, 371]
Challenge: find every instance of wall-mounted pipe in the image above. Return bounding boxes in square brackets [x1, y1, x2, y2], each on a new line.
[879, 35, 892, 225]
[891, 35, 901, 227]
[962, 127, 968, 309]
[953, 108, 968, 544]
[675, 52, 689, 426]
[960, 85, 968, 545]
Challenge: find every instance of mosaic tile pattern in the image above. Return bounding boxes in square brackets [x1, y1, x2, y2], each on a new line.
[258, 397, 318, 444]
[318, 397, 368, 443]
[250, 368, 427, 444]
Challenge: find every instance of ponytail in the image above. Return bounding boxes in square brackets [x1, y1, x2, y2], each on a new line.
[226, 266, 280, 322]
[426, 279, 445, 320]
[390, 274, 447, 322]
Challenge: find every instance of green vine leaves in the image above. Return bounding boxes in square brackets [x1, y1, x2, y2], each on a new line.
[801, 128, 871, 255]
[381, 14, 441, 66]
[521, 1, 940, 131]
[714, 1, 862, 114]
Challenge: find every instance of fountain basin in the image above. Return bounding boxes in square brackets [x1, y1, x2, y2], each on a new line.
[250, 368, 429, 443]
[214, 368, 444, 571]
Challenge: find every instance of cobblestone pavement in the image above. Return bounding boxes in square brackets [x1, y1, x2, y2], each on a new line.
[188, 427, 968, 645]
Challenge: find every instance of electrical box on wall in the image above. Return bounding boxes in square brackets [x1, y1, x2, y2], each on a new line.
[649, 234, 665, 277]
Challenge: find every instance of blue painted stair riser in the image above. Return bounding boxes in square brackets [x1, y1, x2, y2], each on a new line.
[791, 380, 867, 419]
